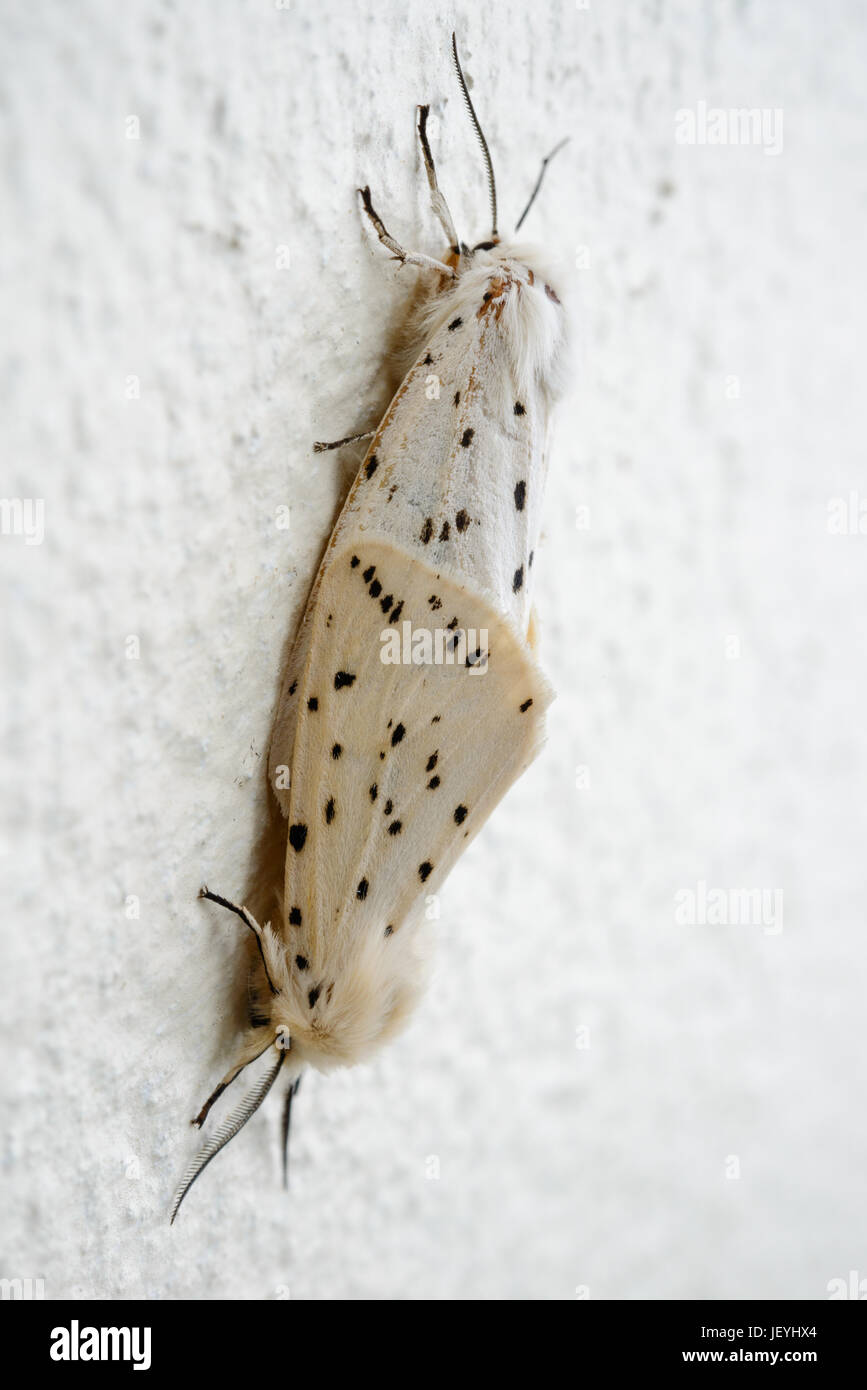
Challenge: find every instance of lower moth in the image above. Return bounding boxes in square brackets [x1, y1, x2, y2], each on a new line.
[171, 35, 568, 1221]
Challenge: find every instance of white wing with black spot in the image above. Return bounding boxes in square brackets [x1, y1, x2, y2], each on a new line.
[272, 538, 551, 964]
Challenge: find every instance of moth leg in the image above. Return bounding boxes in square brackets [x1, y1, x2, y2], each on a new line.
[199, 885, 280, 997]
[313, 430, 375, 454]
[191, 1041, 273, 1128]
[358, 186, 457, 279]
[416, 105, 460, 253]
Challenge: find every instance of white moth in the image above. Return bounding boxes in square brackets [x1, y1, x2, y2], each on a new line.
[171, 35, 569, 1222]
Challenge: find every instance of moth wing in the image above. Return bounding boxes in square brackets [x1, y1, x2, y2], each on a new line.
[271, 280, 551, 788]
[335, 285, 552, 633]
[274, 538, 552, 958]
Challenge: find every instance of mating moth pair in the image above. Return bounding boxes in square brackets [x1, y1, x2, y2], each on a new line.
[171, 35, 569, 1221]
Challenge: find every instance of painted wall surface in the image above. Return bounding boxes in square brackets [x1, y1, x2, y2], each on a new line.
[2, 0, 866, 1299]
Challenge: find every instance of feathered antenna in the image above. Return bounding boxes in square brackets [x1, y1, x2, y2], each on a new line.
[170, 1047, 288, 1224]
[451, 32, 498, 239]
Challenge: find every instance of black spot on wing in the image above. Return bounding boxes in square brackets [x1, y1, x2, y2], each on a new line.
[334, 671, 356, 689]
[391, 723, 406, 746]
[390, 600, 404, 623]
[384, 925, 393, 938]
[289, 906, 302, 926]
[461, 428, 474, 448]
[423, 351, 433, 365]
[418, 861, 433, 882]
[295, 954, 309, 971]
[448, 317, 462, 331]
[439, 520, 450, 542]
[363, 565, 375, 583]
[513, 566, 524, 592]
[365, 455, 379, 479]
[454, 805, 468, 824]
[514, 401, 526, 415]
[288, 680, 297, 696]
[426, 752, 438, 771]
[453, 390, 460, 406]
[388, 820, 402, 835]
[308, 986, 321, 1009]
[427, 776, 440, 789]
[350, 555, 359, 567]
[514, 480, 526, 511]
[429, 595, 442, 610]
[370, 579, 382, 598]
[381, 593, 393, 612]
[289, 823, 308, 852]
[307, 696, 319, 710]
[369, 783, 378, 802]
[332, 743, 342, 759]
[357, 878, 369, 900]
[420, 517, 434, 544]
[519, 698, 533, 713]
[325, 796, 336, 824]
[455, 509, 470, 533]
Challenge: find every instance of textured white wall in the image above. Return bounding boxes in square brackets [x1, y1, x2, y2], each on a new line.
[3, 0, 866, 1300]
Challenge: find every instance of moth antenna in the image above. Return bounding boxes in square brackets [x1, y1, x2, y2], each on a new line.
[514, 137, 570, 233]
[199, 885, 281, 997]
[281, 1074, 303, 1190]
[451, 32, 498, 239]
[170, 1048, 288, 1224]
